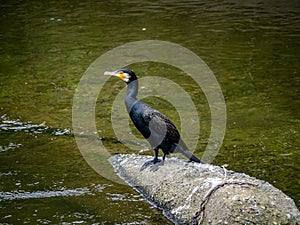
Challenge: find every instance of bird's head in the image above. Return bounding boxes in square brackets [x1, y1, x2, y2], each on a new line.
[104, 68, 137, 84]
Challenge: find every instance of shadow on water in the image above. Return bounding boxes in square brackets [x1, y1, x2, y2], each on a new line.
[0, 0, 299, 224]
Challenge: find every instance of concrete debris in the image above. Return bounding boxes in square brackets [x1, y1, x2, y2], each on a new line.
[109, 154, 300, 225]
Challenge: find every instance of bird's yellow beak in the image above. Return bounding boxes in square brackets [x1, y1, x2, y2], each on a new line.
[104, 71, 126, 81]
[104, 71, 120, 77]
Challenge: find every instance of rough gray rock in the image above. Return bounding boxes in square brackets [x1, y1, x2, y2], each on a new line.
[109, 154, 300, 225]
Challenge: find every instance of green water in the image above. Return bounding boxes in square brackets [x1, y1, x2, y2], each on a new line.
[1, 0, 299, 224]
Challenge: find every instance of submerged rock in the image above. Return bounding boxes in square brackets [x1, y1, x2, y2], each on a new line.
[109, 154, 300, 225]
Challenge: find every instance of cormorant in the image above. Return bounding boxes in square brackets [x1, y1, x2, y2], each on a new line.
[104, 68, 202, 171]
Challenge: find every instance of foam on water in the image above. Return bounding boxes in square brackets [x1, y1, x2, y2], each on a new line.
[0, 114, 71, 136]
[0, 184, 108, 201]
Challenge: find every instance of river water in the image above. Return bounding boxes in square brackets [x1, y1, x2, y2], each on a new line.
[1, 0, 299, 224]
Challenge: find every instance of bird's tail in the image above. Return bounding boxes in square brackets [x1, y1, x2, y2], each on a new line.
[175, 139, 202, 163]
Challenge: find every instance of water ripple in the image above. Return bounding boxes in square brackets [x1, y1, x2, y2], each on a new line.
[0, 114, 72, 136]
[0, 142, 22, 152]
[0, 184, 107, 201]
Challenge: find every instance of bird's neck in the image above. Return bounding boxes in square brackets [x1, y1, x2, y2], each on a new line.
[125, 80, 138, 112]
[126, 80, 138, 99]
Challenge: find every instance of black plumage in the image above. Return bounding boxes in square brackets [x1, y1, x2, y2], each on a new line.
[104, 68, 202, 170]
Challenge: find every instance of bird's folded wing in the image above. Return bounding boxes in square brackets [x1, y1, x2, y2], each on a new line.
[143, 109, 180, 140]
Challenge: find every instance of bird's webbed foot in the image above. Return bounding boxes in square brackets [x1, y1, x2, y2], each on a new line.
[149, 160, 164, 172]
[140, 158, 163, 171]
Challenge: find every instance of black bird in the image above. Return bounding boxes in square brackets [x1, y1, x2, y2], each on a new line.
[104, 68, 202, 170]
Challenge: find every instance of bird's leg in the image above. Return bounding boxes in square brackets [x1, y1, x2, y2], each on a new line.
[153, 147, 160, 163]
[150, 152, 166, 172]
[162, 152, 166, 161]
[140, 147, 161, 171]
